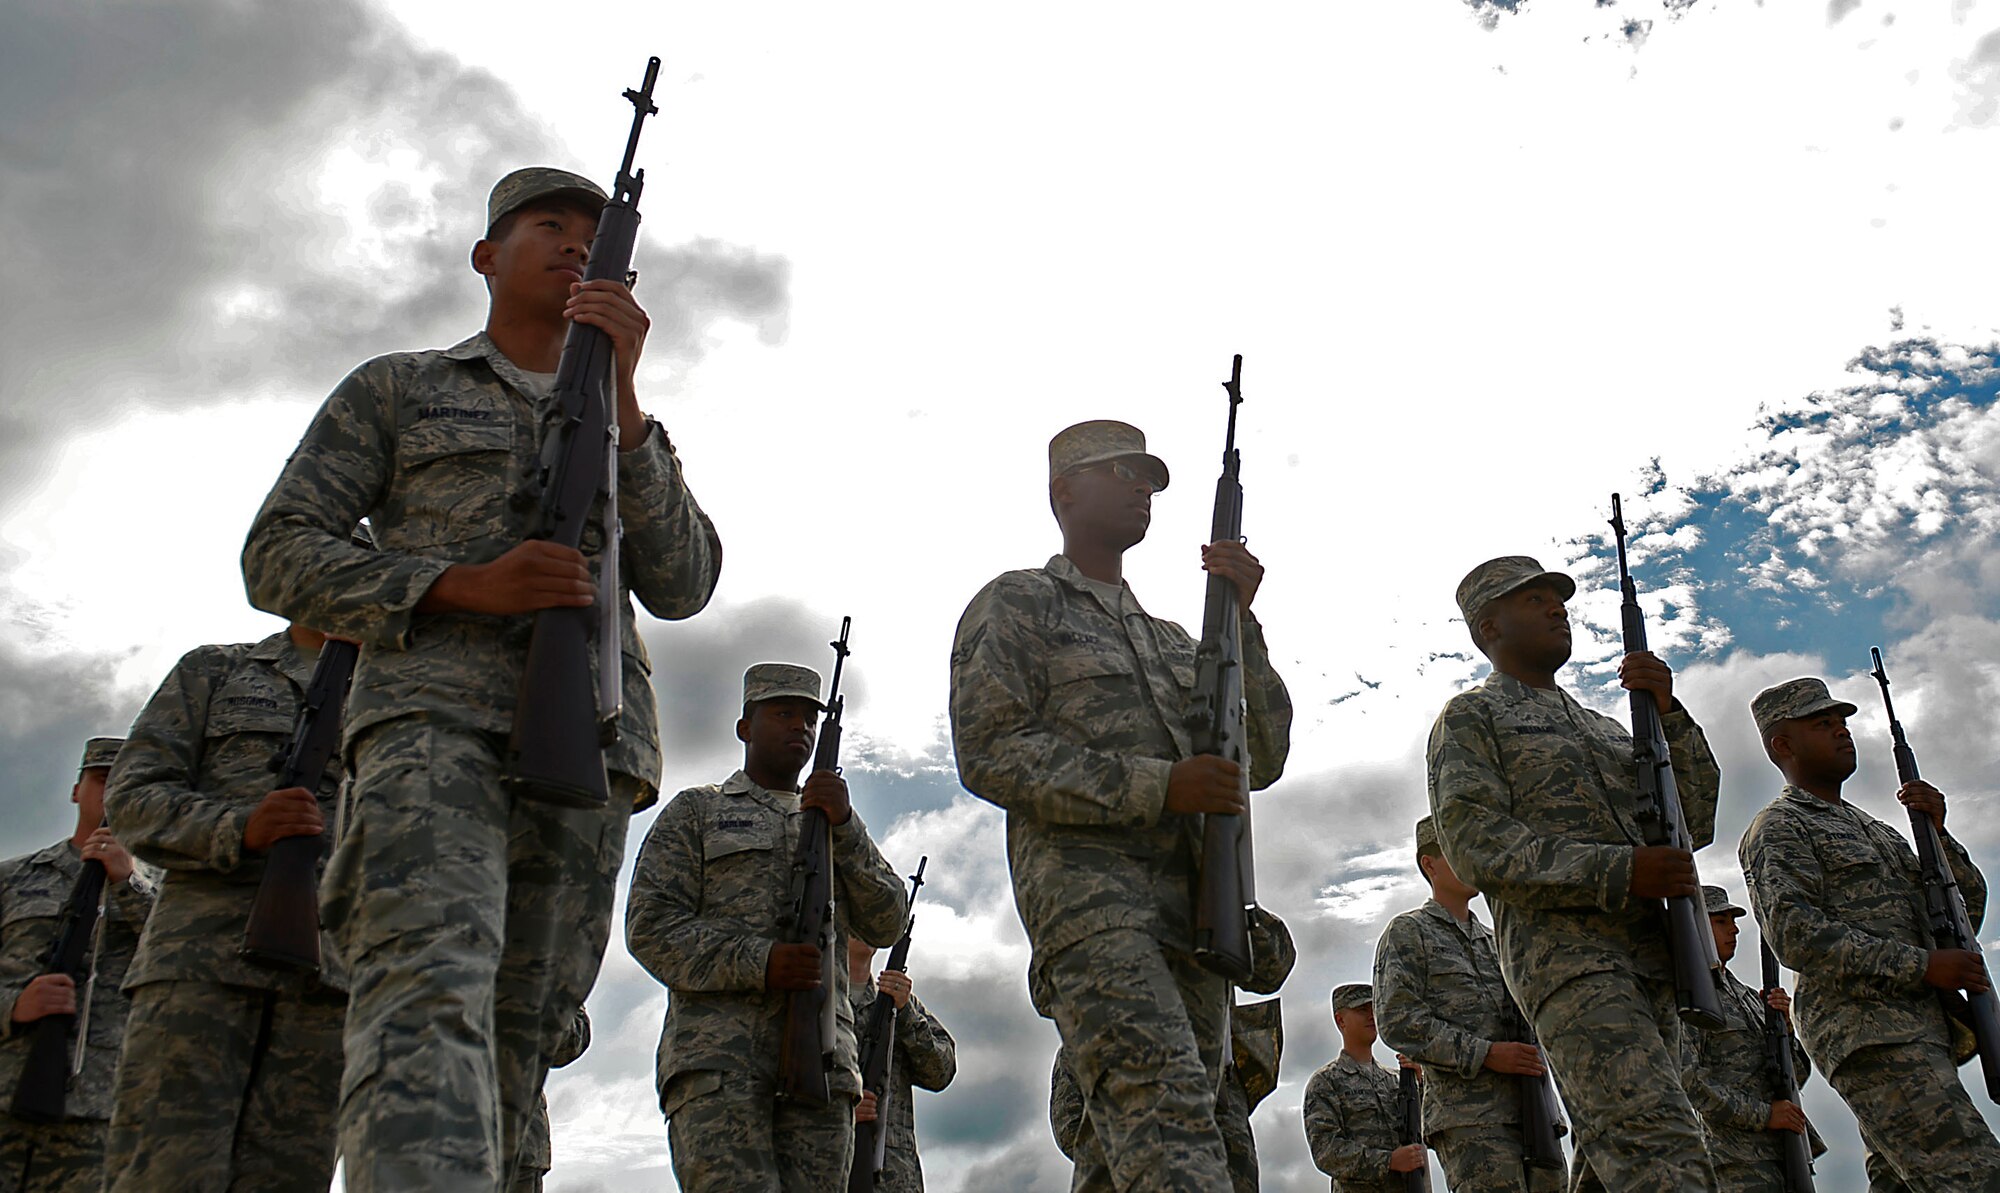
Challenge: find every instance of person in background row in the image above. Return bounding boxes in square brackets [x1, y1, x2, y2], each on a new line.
[1677, 885, 1823, 1192]
[1428, 556, 1721, 1193]
[510, 1006, 591, 1193]
[240, 164, 722, 1189]
[949, 420, 1293, 1191]
[103, 626, 349, 1193]
[1302, 982, 1427, 1192]
[0, 738, 150, 1193]
[847, 937, 957, 1191]
[1047, 906, 1297, 1193]
[1739, 677, 2000, 1190]
[626, 663, 907, 1191]
[1374, 815, 1566, 1192]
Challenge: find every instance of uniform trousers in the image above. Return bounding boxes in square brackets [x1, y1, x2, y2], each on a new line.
[1041, 928, 1231, 1192]
[666, 1070, 856, 1192]
[326, 719, 635, 1192]
[1535, 971, 1714, 1193]
[0, 1118, 102, 1193]
[1214, 1066, 1257, 1193]
[1431, 1123, 1568, 1193]
[1828, 1039, 2000, 1192]
[103, 977, 343, 1192]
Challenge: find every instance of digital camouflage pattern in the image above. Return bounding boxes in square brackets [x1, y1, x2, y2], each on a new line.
[104, 632, 347, 993]
[1747, 678, 1856, 742]
[324, 720, 640, 1191]
[510, 1006, 590, 1193]
[1738, 784, 1986, 1074]
[102, 978, 344, 1191]
[1047, 420, 1170, 491]
[949, 551, 1291, 1190]
[848, 981, 957, 1192]
[0, 1119, 104, 1193]
[1301, 1052, 1408, 1193]
[0, 841, 152, 1124]
[1427, 669, 1721, 1190]
[484, 166, 606, 232]
[241, 331, 723, 803]
[665, 1070, 853, 1193]
[1453, 556, 1575, 625]
[1678, 965, 1822, 1192]
[948, 553, 1292, 981]
[1740, 783, 2000, 1185]
[624, 768, 907, 1187]
[1373, 898, 1567, 1191]
[742, 663, 824, 709]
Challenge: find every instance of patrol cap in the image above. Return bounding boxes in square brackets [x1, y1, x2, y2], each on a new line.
[1751, 677, 1859, 742]
[1455, 556, 1577, 625]
[79, 737, 124, 772]
[1048, 421, 1170, 493]
[1330, 982, 1373, 1013]
[742, 663, 825, 710]
[1414, 816, 1440, 853]
[485, 167, 608, 235]
[1701, 885, 1746, 918]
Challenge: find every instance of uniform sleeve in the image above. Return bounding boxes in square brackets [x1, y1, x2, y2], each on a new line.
[949, 575, 1173, 828]
[1302, 1069, 1395, 1181]
[1679, 1025, 1769, 1132]
[104, 648, 255, 874]
[1940, 828, 1988, 933]
[893, 993, 957, 1092]
[831, 814, 910, 949]
[0, 863, 48, 1038]
[1243, 906, 1297, 996]
[1428, 698, 1635, 912]
[1374, 916, 1491, 1079]
[624, 794, 772, 993]
[549, 1007, 592, 1069]
[107, 869, 155, 926]
[1240, 615, 1292, 792]
[1049, 1050, 1082, 1159]
[1740, 811, 1931, 992]
[240, 359, 452, 648]
[1662, 706, 1721, 850]
[614, 421, 722, 621]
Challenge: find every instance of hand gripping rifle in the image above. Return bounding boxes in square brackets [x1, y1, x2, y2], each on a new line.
[242, 607, 363, 971]
[9, 839, 109, 1123]
[780, 618, 852, 1102]
[849, 857, 928, 1193]
[1609, 495, 1726, 1029]
[1760, 938, 1816, 1191]
[1190, 354, 1256, 983]
[1397, 1064, 1427, 1193]
[1869, 647, 2000, 1098]
[506, 56, 660, 809]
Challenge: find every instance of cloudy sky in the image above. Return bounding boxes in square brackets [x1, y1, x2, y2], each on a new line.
[5, 0, 2000, 1188]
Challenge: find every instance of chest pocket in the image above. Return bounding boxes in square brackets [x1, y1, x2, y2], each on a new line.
[1046, 649, 1140, 732]
[1, 890, 63, 934]
[205, 684, 298, 793]
[1818, 829, 1891, 880]
[701, 809, 784, 924]
[396, 414, 517, 547]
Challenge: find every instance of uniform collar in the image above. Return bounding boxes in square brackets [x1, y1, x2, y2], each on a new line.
[1480, 669, 1568, 704]
[252, 630, 320, 690]
[1780, 783, 1848, 813]
[439, 332, 549, 404]
[31, 839, 78, 868]
[1420, 897, 1486, 936]
[1044, 554, 1133, 599]
[1335, 1050, 1385, 1075]
[720, 768, 800, 809]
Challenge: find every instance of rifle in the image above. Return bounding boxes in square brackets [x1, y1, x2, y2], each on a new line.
[1868, 647, 2000, 1098]
[1510, 1005, 1566, 1170]
[1190, 353, 1256, 983]
[9, 838, 109, 1123]
[240, 633, 360, 971]
[1608, 494, 1726, 1030]
[506, 56, 660, 809]
[779, 618, 851, 1101]
[849, 857, 928, 1193]
[1760, 938, 1816, 1191]
[1397, 1064, 1426, 1193]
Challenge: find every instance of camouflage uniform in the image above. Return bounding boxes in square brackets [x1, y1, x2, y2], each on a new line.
[1373, 891, 1566, 1193]
[626, 663, 908, 1193]
[100, 635, 349, 1192]
[847, 979, 957, 1192]
[0, 740, 153, 1193]
[1677, 959, 1820, 1190]
[1738, 678, 2000, 1192]
[1302, 986, 1412, 1193]
[1428, 556, 1721, 1193]
[950, 422, 1293, 1192]
[241, 165, 721, 1193]
[509, 1007, 590, 1193]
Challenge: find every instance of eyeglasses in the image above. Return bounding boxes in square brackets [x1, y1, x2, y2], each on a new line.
[1069, 459, 1159, 492]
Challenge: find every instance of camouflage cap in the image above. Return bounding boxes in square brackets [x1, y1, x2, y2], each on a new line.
[1701, 884, 1746, 918]
[742, 663, 825, 710]
[485, 167, 608, 235]
[1330, 982, 1373, 1013]
[1750, 677, 1858, 741]
[1414, 815, 1440, 853]
[79, 737, 124, 772]
[1456, 556, 1577, 626]
[1048, 421, 1170, 493]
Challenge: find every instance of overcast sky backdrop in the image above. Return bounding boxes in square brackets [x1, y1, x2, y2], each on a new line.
[5, 0, 2000, 1188]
